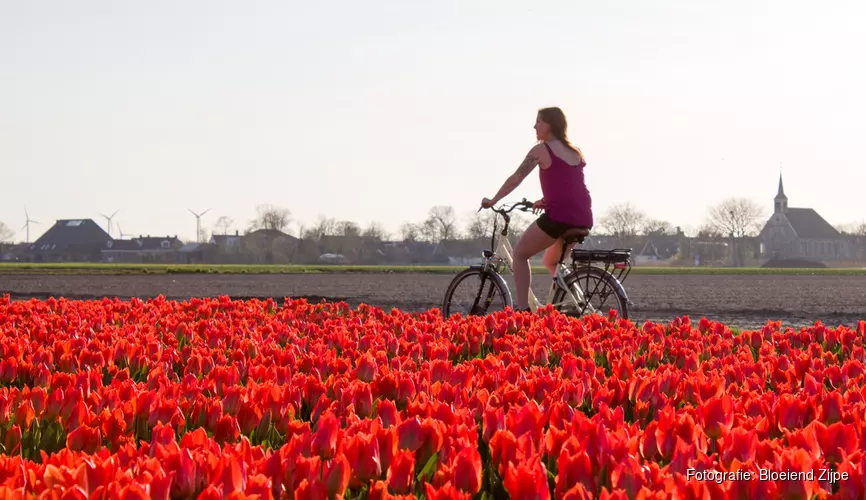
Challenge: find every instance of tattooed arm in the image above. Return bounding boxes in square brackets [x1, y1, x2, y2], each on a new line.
[486, 145, 544, 206]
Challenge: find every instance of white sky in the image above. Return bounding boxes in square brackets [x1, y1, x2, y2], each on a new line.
[2, 0, 864, 241]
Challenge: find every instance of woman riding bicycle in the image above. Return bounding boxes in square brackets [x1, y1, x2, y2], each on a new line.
[480, 106, 593, 313]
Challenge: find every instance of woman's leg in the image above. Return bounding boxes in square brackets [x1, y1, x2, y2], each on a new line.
[542, 238, 573, 276]
[513, 222, 557, 309]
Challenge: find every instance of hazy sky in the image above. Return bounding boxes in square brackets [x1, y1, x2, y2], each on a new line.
[2, 0, 864, 242]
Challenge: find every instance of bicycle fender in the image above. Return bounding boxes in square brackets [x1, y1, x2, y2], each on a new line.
[595, 267, 631, 306]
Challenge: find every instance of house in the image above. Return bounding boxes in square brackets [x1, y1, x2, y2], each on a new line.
[102, 235, 184, 263]
[634, 230, 684, 264]
[758, 174, 852, 262]
[242, 229, 300, 264]
[176, 242, 217, 264]
[0, 243, 30, 262]
[25, 219, 111, 262]
[210, 231, 243, 252]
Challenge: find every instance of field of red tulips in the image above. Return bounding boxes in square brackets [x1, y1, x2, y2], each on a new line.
[1, 293, 865, 499]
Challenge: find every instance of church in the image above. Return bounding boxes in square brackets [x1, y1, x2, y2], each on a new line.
[758, 174, 852, 262]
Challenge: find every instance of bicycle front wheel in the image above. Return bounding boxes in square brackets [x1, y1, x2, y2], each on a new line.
[551, 266, 629, 320]
[442, 268, 512, 317]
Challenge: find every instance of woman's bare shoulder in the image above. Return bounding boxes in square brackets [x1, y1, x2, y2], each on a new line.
[548, 140, 583, 165]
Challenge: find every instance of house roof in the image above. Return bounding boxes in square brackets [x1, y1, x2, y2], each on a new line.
[28, 219, 111, 253]
[785, 208, 842, 239]
[104, 239, 140, 251]
[211, 233, 242, 245]
[134, 236, 182, 250]
[179, 243, 215, 252]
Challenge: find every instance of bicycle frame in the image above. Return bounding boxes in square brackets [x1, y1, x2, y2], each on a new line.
[482, 227, 596, 315]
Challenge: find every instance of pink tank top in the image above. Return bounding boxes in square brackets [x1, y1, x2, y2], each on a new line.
[538, 142, 594, 228]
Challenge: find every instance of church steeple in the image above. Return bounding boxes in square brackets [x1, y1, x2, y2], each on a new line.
[774, 170, 788, 214]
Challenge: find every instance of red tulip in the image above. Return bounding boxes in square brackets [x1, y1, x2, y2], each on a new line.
[294, 478, 329, 500]
[356, 352, 378, 383]
[245, 473, 273, 500]
[450, 447, 482, 496]
[821, 391, 844, 425]
[387, 450, 415, 494]
[815, 421, 858, 464]
[396, 416, 424, 452]
[170, 449, 198, 499]
[776, 393, 808, 431]
[424, 482, 473, 500]
[482, 406, 505, 443]
[117, 483, 149, 500]
[503, 458, 550, 500]
[353, 382, 374, 419]
[311, 411, 341, 460]
[214, 415, 241, 444]
[345, 432, 382, 486]
[700, 394, 734, 439]
[772, 448, 819, 499]
[236, 400, 262, 436]
[397, 376, 416, 406]
[66, 425, 101, 454]
[560, 483, 593, 500]
[323, 456, 350, 499]
[13, 400, 35, 430]
[376, 398, 399, 429]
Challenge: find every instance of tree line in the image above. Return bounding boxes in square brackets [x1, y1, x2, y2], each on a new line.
[1, 196, 864, 245]
[209, 196, 866, 244]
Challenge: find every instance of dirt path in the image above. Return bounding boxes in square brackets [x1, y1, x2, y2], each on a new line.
[2, 273, 864, 330]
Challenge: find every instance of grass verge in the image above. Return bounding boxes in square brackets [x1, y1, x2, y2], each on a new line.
[0, 263, 863, 276]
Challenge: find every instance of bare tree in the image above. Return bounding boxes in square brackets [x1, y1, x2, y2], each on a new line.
[464, 211, 496, 240]
[642, 218, 674, 236]
[198, 225, 209, 244]
[0, 221, 12, 243]
[598, 203, 646, 241]
[336, 220, 362, 238]
[362, 222, 389, 241]
[249, 204, 292, 233]
[696, 224, 724, 238]
[302, 216, 337, 239]
[399, 222, 419, 242]
[214, 216, 234, 235]
[426, 206, 458, 241]
[705, 198, 765, 238]
[419, 218, 438, 243]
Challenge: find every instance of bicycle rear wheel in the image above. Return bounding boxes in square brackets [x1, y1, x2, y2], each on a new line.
[551, 266, 629, 320]
[442, 268, 512, 317]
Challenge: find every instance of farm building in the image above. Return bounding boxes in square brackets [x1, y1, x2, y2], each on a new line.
[24, 219, 111, 262]
[101, 235, 184, 263]
[758, 174, 852, 263]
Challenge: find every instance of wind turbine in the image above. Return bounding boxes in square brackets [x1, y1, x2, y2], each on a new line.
[188, 208, 211, 243]
[100, 209, 119, 238]
[116, 223, 133, 239]
[22, 207, 39, 244]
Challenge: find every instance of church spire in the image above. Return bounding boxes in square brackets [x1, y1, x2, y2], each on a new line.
[774, 166, 787, 214]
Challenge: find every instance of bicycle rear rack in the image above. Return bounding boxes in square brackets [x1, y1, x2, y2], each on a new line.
[563, 248, 633, 315]
[571, 248, 633, 285]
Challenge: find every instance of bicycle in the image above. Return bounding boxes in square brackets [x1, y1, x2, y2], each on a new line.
[441, 198, 634, 319]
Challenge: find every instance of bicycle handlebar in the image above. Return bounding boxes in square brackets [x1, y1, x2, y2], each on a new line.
[479, 198, 534, 216]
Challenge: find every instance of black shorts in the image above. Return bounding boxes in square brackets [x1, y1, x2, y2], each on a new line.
[536, 213, 591, 239]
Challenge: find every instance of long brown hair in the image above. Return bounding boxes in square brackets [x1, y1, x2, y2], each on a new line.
[538, 107, 584, 161]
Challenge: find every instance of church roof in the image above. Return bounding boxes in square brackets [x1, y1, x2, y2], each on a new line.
[784, 208, 842, 239]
